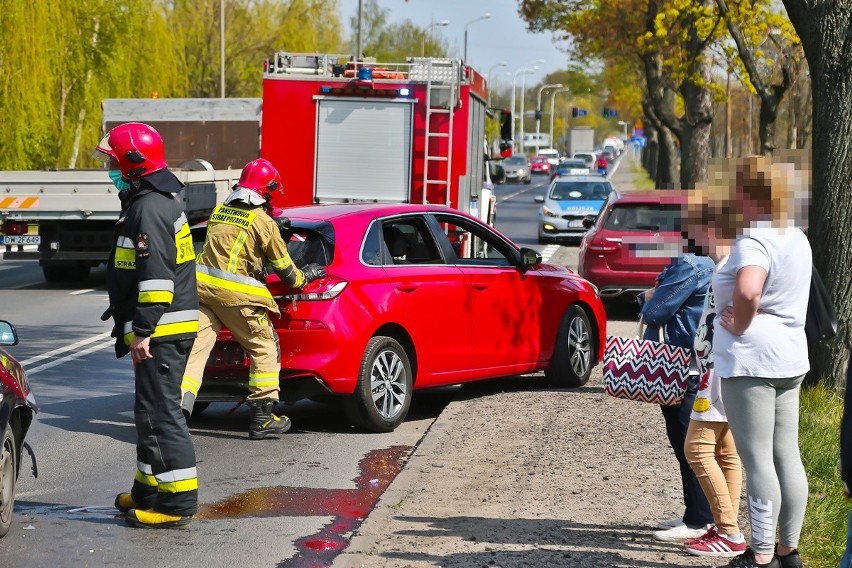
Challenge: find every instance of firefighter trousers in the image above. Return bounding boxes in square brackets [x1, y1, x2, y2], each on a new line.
[181, 303, 281, 413]
[131, 338, 198, 516]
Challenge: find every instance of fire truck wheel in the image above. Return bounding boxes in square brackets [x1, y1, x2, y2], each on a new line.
[0, 423, 17, 538]
[545, 305, 593, 388]
[346, 336, 413, 433]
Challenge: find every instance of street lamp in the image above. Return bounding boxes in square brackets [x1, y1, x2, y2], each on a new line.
[486, 62, 507, 106]
[518, 60, 544, 156]
[510, 67, 536, 153]
[422, 19, 449, 57]
[464, 13, 491, 63]
[549, 87, 571, 155]
[535, 83, 563, 155]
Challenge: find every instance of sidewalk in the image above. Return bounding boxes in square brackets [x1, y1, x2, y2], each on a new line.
[333, 158, 724, 567]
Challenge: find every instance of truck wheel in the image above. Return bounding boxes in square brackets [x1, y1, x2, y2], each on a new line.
[345, 336, 412, 433]
[545, 305, 594, 388]
[0, 423, 17, 538]
[42, 263, 90, 283]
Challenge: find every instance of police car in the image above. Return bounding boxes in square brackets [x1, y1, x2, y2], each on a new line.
[535, 174, 614, 244]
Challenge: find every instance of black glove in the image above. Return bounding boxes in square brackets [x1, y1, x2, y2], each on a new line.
[274, 216, 292, 238]
[302, 263, 326, 283]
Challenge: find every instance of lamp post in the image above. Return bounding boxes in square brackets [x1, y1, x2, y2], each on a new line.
[510, 67, 536, 153]
[463, 13, 491, 63]
[220, 0, 225, 97]
[486, 62, 507, 106]
[517, 60, 545, 156]
[549, 87, 571, 155]
[422, 19, 449, 57]
[535, 83, 562, 155]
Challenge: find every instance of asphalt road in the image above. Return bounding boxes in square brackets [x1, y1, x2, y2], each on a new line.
[0, 178, 566, 568]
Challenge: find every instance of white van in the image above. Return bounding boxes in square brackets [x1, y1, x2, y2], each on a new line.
[537, 148, 561, 167]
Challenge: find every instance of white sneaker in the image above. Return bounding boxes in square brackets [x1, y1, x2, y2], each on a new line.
[656, 515, 684, 529]
[653, 523, 712, 542]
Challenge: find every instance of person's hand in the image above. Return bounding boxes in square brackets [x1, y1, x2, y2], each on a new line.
[719, 305, 742, 335]
[130, 335, 152, 364]
[274, 216, 292, 236]
[644, 287, 655, 302]
[302, 263, 327, 283]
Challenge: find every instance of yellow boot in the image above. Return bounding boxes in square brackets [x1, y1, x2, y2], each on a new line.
[114, 492, 140, 514]
[125, 509, 192, 529]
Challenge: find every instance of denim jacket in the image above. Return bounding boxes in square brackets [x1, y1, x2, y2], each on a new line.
[637, 254, 714, 350]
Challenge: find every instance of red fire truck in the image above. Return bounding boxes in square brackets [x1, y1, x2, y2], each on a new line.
[259, 52, 496, 224]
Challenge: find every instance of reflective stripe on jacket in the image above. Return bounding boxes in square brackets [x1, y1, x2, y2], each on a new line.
[195, 203, 306, 314]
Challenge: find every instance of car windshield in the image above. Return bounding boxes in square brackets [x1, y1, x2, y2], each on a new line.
[549, 181, 612, 201]
[603, 204, 682, 232]
[503, 156, 526, 165]
[558, 160, 587, 170]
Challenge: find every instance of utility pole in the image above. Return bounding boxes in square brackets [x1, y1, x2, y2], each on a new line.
[356, 0, 363, 60]
[220, 0, 225, 98]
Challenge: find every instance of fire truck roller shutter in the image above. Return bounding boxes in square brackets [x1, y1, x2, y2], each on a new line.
[314, 99, 413, 203]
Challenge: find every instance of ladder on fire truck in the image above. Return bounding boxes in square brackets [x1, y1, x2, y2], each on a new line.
[409, 58, 461, 207]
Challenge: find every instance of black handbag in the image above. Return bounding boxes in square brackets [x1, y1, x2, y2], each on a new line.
[805, 264, 838, 343]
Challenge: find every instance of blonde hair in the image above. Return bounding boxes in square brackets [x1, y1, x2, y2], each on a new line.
[736, 155, 794, 223]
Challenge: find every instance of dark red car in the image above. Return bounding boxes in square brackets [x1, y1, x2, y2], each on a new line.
[529, 156, 551, 175]
[578, 190, 686, 302]
[0, 320, 37, 538]
[201, 204, 607, 432]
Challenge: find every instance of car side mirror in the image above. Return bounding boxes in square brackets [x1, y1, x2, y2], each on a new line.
[534, 195, 545, 204]
[582, 216, 596, 229]
[0, 320, 19, 346]
[519, 247, 542, 269]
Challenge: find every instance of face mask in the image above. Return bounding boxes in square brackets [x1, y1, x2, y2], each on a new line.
[108, 170, 131, 192]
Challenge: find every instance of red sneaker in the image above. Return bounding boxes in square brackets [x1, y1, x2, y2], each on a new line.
[685, 526, 716, 546]
[685, 531, 748, 558]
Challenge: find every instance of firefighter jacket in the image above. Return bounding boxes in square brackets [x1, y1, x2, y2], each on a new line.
[195, 203, 307, 316]
[106, 172, 199, 358]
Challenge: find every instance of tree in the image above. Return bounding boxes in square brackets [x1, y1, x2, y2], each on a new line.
[715, 0, 803, 156]
[781, 1, 852, 388]
[348, 0, 449, 61]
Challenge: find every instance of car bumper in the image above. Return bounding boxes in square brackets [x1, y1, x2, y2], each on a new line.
[539, 217, 590, 239]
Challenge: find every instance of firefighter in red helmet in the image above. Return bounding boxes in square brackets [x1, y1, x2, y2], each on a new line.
[180, 158, 326, 439]
[93, 122, 200, 529]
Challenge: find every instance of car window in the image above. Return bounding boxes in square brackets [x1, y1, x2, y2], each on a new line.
[558, 160, 587, 170]
[603, 204, 682, 232]
[285, 228, 331, 267]
[432, 214, 514, 266]
[549, 181, 613, 201]
[503, 156, 527, 165]
[378, 217, 443, 265]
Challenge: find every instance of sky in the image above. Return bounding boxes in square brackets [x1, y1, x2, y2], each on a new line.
[338, 0, 569, 90]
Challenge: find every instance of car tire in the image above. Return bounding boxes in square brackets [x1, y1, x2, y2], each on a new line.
[345, 336, 413, 433]
[0, 423, 17, 538]
[545, 305, 594, 388]
[523, 177, 531, 185]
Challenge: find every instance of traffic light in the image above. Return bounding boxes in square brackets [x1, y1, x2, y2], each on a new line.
[603, 107, 618, 118]
[500, 109, 512, 141]
[571, 107, 579, 118]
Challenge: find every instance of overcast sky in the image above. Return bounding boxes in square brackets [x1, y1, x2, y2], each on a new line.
[338, 0, 569, 89]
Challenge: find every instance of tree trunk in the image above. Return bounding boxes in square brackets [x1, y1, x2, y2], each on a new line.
[783, 1, 852, 388]
[678, 56, 714, 188]
[757, 91, 781, 156]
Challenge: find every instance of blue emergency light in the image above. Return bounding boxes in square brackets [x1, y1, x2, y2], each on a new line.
[320, 86, 332, 94]
[357, 67, 373, 81]
[398, 87, 411, 96]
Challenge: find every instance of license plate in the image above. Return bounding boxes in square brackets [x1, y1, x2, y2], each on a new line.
[1, 235, 40, 245]
[568, 220, 586, 228]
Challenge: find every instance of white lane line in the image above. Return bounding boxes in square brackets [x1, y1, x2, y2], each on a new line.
[496, 184, 544, 204]
[25, 338, 114, 376]
[21, 332, 112, 367]
[540, 244, 560, 263]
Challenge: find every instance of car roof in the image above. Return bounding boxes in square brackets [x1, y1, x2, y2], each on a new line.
[552, 175, 610, 182]
[281, 202, 463, 221]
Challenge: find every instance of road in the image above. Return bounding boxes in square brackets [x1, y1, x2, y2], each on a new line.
[0, 175, 570, 568]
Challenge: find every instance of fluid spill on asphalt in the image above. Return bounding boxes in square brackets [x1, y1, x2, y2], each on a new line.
[197, 445, 413, 567]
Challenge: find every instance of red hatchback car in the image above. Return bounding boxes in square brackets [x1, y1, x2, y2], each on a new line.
[529, 156, 552, 175]
[201, 203, 607, 432]
[578, 190, 686, 302]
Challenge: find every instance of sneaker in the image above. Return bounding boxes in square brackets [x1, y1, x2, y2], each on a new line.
[726, 547, 780, 568]
[125, 509, 192, 529]
[653, 523, 712, 542]
[656, 515, 684, 529]
[685, 530, 748, 557]
[776, 547, 802, 568]
[685, 526, 717, 546]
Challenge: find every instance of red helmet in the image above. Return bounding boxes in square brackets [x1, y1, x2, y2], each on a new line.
[102, 122, 168, 179]
[236, 158, 283, 202]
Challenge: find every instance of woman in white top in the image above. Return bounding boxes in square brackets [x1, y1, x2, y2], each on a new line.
[714, 156, 811, 568]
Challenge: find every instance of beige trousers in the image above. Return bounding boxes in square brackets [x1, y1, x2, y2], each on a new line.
[181, 303, 281, 411]
[685, 419, 743, 535]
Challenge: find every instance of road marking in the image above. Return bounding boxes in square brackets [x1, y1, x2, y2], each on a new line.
[25, 338, 114, 375]
[496, 183, 544, 204]
[21, 332, 112, 367]
[541, 244, 560, 263]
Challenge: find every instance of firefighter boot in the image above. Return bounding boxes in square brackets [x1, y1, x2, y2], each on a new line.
[247, 398, 292, 439]
[114, 492, 141, 514]
[125, 509, 192, 529]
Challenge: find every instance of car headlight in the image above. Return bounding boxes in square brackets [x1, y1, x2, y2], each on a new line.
[542, 206, 560, 218]
[517, 168, 526, 175]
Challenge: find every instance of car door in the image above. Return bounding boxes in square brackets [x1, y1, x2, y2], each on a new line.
[428, 213, 543, 370]
[376, 215, 472, 375]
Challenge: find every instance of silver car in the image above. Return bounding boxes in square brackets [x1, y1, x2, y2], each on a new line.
[535, 176, 614, 244]
[501, 155, 532, 184]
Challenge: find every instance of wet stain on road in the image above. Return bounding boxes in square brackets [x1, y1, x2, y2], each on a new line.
[197, 445, 413, 567]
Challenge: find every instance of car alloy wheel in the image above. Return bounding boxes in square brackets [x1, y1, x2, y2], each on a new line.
[545, 305, 594, 388]
[346, 336, 413, 432]
[567, 314, 592, 378]
[0, 424, 17, 537]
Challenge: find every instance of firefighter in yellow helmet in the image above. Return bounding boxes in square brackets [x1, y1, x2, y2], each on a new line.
[181, 158, 325, 439]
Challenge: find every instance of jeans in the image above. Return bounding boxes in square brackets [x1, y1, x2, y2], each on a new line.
[841, 508, 852, 568]
[661, 373, 714, 528]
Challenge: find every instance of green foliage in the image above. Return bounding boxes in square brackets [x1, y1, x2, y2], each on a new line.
[348, 0, 449, 61]
[799, 384, 848, 567]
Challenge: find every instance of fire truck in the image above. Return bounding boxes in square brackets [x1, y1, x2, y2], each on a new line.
[259, 52, 496, 224]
